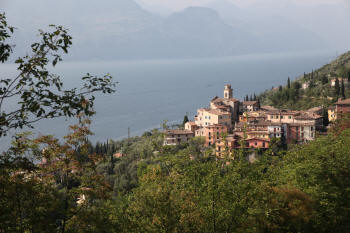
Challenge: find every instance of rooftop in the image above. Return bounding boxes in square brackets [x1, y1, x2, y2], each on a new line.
[164, 130, 194, 135]
[211, 97, 240, 103]
[336, 98, 350, 105]
[246, 137, 270, 142]
[261, 105, 278, 111]
[206, 109, 231, 115]
[243, 101, 258, 105]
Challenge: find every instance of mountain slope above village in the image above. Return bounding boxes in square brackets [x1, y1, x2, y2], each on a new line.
[259, 51, 350, 110]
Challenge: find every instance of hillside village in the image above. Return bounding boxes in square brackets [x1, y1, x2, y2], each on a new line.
[164, 84, 350, 155]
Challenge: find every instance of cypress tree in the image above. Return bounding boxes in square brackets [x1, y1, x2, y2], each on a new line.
[323, 108, 329, 127]
[287, 77, 291, 89]
[341, 79, 345, 98]
[183, 115, 189, 126]
[253, 93, 257, 101]
[335, 78, 340, 96]
[321, 75, 328, 85]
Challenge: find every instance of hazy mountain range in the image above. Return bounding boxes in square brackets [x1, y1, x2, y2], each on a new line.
[3, 0, 350, 60]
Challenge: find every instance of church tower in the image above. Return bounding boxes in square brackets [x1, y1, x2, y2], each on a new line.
[224, 84, 233, 99]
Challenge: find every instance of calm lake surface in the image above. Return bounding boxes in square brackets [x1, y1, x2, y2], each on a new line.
[0, 50, 341, 145]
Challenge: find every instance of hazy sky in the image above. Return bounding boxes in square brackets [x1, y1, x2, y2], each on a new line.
[137, 0, 347, 10]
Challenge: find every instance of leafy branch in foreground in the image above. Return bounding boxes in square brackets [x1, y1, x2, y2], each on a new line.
[0, 13, 117, 137]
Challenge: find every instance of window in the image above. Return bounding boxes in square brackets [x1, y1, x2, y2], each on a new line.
[219, 116, 222, 119]
[288, 116, 292, 119]
[255, 142, 258, 146]
[281, 116, 284, 119]
[301, 127, 304, 131]
[311, 127, 314, 131]
[263, 142, 265, 147]
[301, 133, 304, 138]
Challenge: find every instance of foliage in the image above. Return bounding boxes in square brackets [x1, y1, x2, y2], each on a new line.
[0, 119, 111, 232]
[0, 13, 116, 137]
[259, 51, 350, 109]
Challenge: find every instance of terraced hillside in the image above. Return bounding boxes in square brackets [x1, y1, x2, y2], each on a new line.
[259, 51, 350, 110]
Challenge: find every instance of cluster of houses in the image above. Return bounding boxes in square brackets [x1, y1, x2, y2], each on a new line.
[163, 84, 350, 154]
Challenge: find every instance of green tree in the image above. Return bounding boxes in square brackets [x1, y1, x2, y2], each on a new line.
[335, 77, 340, 96]
[183, 115, 189, 126]
[287, 77, 291, 89]
[341, 79, 346, 98]
[321, 75, 328, 85]
[0, 13, 116, 137]
[292, 81, 301, 90]
[322, 108, 329, 127]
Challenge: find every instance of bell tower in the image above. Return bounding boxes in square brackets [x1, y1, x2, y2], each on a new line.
[224, 84, 233, 99]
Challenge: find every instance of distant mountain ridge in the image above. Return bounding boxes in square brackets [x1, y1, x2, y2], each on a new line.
[4, 0, 339, 61]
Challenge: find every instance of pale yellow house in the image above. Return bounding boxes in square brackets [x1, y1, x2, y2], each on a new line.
[195, 108, 232, 130]
[328, 106, 336, 122]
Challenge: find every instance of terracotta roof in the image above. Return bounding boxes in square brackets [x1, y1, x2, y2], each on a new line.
[295, 112, 322, 120]
[261, 105, 278, 111]
[243, 101, 258, 105]
[211, 97, 239, 103]
[164, 130, 194, 135]
[211, 96, 219, 102]
[289, 122, 315, 127]
[206, 109, 231, 115]
[328, 106, 336, 110]
[267, 110, 299, 116]
[336, 98, 350, 105]
[185, 121, 197, 126]
[246, 137, 270, 142]
[206, 124, 228, 129]
[307, 106, 322, 112]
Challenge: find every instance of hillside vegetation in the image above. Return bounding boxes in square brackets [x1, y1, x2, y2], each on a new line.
[259, 51, 350, 110]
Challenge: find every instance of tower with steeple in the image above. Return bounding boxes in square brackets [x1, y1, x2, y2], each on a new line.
[224, 84, 233, 99]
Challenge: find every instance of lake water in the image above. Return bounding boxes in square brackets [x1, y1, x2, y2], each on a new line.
[0, 50, 341, 146]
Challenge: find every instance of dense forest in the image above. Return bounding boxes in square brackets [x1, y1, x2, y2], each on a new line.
[2, 12, 350, 233]
[3, 111, 350, 232]
[259, 51, 350, 110]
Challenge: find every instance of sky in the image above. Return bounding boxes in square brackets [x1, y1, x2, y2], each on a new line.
[137, 0, 348, 10]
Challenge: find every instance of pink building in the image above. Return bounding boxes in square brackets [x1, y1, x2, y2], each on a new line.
[245, 137, 270, 149]
[195, 124, 228, 147]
